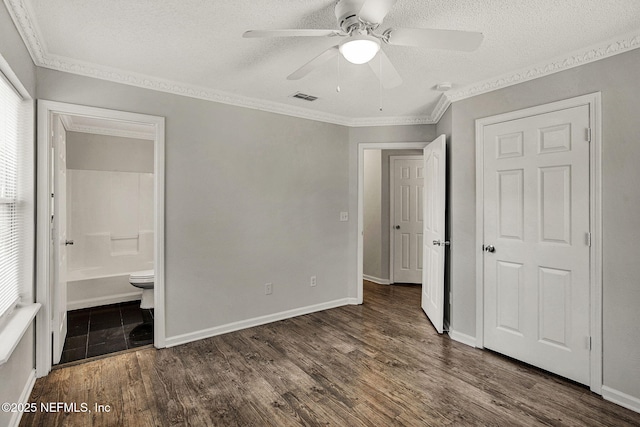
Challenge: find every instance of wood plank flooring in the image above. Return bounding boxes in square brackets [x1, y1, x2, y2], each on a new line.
[20, 281, 640, 426]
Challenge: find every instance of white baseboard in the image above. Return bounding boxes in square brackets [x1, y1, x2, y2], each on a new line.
[363, 275, 390, 285]
[67, 292, 141, 311]
[602, 386, 640, 414]
[165, 298, 354, 348]
[447, 328, 477, 348]
[9, 368, 36, 427]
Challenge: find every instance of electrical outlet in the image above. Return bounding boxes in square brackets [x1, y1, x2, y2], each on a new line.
[340, 212, 349, 221]
[265, 283, 273, 295]
[310, 276, 317, 287]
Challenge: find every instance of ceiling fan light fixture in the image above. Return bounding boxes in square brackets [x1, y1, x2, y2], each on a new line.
[339, 35, 380, 64]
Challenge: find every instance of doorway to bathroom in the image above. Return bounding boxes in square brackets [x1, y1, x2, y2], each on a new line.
[35, 101, 165, 376]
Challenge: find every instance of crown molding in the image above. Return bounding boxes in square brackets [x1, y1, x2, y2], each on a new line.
[429, 30, 640, 123]
[445, 30, 640, 105]
[65, 124, 154, 140]
[3, 0, 46, 63]
[59, 115, 155, 140]
[4, 0, 432, 127]
[40, 51, 434, 126]
[42, 53, 361, 126]
[6, 0, 640, 127]
[429, 94, 452, 123]
[348, 115, 435, 127]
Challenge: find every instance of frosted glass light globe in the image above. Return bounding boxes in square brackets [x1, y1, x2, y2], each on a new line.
[339, 36, 380, 64]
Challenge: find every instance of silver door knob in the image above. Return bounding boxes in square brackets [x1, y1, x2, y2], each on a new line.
[485, 245, 495, 253]
[65, 240, 74, 246]
[394, 225, 400, 229]
[432, 240, 450, 246]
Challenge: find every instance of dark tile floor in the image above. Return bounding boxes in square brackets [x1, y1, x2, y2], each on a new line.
[60, 301, 154, 364]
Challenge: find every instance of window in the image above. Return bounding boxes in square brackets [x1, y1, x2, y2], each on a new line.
[0, 70, 30, 324]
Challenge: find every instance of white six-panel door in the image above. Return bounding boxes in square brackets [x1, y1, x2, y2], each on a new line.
[391, 156, 424, 284]
[482, 105, 591, 385]
[422, 135, 446, 334]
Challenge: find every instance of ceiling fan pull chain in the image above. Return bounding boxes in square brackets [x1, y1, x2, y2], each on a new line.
[378, 53, 383, 111]
[336, 55, 341, 93]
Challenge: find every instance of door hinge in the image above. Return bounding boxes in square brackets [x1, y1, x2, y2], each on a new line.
[586, 128, 592, 143]
[587, 336, 592, 350]
[586, 232, 592, 247]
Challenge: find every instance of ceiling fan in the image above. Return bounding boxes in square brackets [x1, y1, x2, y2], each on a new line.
[243, 0, 483, 89]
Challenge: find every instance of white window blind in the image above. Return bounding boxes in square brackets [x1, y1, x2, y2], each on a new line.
[0, 71, 26, 321]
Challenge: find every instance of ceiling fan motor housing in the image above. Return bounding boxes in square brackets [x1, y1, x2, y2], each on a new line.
[335, 0, 367, 32]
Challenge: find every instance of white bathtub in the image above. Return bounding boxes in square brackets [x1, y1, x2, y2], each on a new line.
[67, 264, 153, 310]
[66, 169, 155, 310]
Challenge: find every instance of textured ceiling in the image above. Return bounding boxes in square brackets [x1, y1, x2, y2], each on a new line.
[10, 0, 640, 124]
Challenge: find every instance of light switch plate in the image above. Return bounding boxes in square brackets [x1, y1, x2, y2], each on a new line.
[340, 212, 348, 221]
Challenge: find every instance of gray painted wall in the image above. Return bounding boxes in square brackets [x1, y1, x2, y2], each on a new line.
[349, 125, 436, 144]
[446, 48, 640, 400]
[0, 3, 35, 97]
[0, 3, 36, 426]
[66, 132, 154, 173]
[363, 150, 382, 280]
[0, 325, 34, 427]
[37, 68, 351, 338]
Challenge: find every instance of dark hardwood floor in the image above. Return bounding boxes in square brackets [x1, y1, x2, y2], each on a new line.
[21, 281, 640, 426]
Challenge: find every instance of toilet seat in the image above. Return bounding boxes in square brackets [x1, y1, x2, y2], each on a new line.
[129, 270, 154, 309]
[129, 270, 154, 284]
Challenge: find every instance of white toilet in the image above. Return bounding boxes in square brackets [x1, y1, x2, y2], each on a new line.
[129, 270, 154, 309]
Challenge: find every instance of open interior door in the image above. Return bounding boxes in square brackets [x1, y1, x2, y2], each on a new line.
[51, 115, 68, 364]
[421, 135, 447, 333]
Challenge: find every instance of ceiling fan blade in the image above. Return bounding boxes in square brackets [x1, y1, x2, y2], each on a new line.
[243, 29, 342, 38]
[368, 49, 402, 89]
[287, 46, 340, 80]
[386, 28, 484, 51]
[358, 0, 397, 24]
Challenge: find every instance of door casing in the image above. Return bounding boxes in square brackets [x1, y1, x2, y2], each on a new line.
[475, 92, 602, 394]
[36, 100, 166, 377]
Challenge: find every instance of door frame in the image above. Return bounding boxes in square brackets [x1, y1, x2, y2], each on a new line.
[474, 92, 602, 394]
[389, 155, 424, 284]
[357, 142, 429, 303]
[36, 100, 166, 377]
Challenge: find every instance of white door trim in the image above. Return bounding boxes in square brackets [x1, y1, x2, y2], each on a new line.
[474, 92, 602, 394]
[36, 100, 166, 377]
[389, 155, 424, 284]
[357, 143, 429, 304]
